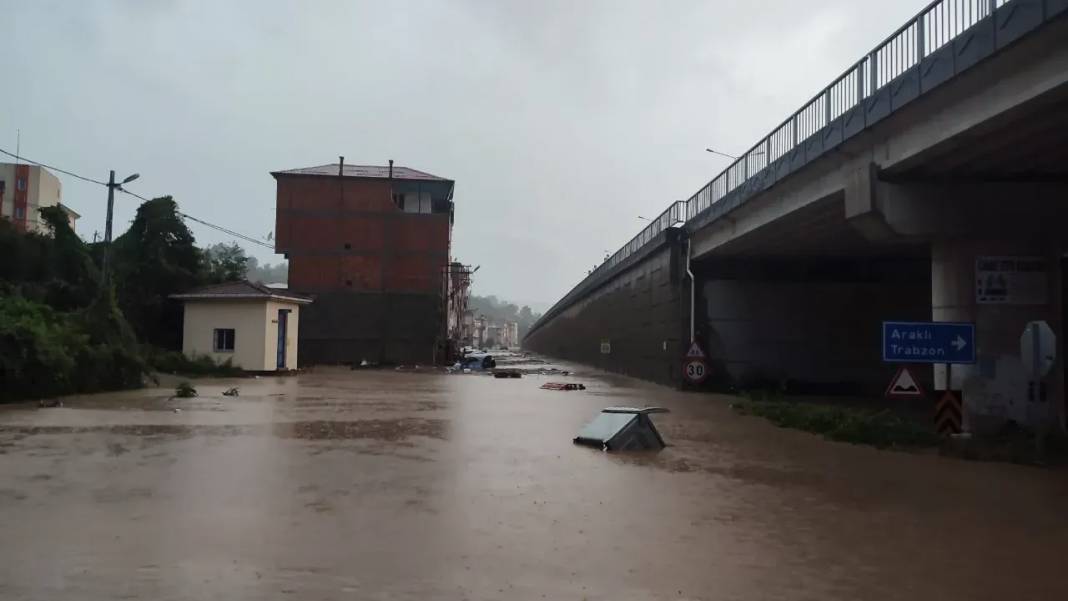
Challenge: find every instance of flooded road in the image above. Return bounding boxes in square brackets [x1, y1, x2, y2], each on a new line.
[1, 363, 1066, 600]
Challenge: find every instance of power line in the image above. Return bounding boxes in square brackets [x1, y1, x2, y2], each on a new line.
[117, 188, 273, 250]
[0, 147, 108, 186]
[177, 211, 274, 250]
[0, 145, 274, 250]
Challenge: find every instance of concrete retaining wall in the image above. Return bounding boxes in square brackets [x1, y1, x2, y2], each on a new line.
[524, 232, 689, 386]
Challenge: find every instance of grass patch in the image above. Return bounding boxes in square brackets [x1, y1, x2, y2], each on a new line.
[732, 393, 941, 449]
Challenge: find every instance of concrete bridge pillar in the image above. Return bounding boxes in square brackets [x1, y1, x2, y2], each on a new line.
[847, 174, 1068, 432]
[931, 238, 1065, 433]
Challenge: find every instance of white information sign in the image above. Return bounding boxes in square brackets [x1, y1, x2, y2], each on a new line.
[975, 256, 1047, 305]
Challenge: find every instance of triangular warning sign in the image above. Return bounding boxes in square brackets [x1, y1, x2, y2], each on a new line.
[885, 366, 925, 399]
[685, 342, 705, 359]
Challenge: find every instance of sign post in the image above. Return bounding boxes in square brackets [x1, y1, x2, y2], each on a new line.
[1019, 320, 1057, 456]
[882, 320, 977, 429]
[683, 341, 708, 385]
[1020, 320, 1055, 379]
[1020, 320, 1056, 405]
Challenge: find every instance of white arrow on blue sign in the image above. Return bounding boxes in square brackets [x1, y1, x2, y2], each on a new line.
[882, 321, 976, 364]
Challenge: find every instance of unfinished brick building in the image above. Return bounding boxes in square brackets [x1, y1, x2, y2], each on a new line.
[272, 160, 454, 365]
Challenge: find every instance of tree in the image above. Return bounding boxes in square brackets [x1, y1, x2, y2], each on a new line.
[39, 206, 100, 310]
[204, 242, 249, 282]
[519, 306, 534, 322]
[0, 207, 100, 312]
[111, 196, 206, 348]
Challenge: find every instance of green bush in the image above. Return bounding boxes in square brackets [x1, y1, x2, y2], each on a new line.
[74, 343, 148, 393]
[732, 397, 941, 449]
[0, 294, 147, 403]
[147, 349, 243, 377]
[174, 381, 198, 398]
[0, 296, 84, 400]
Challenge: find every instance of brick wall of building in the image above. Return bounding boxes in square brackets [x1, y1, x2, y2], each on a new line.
[275, 176, 450, 295]
[273, 172, 452, 365]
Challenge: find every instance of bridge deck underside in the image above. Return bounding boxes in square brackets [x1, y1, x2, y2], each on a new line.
[885, 80, 1068, 182]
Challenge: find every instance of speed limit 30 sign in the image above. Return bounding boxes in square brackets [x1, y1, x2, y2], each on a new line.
[684, 342, 708, 384]
[684, 360, 707, 383]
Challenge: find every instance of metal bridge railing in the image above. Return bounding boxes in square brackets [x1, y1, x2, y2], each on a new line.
[679, 0, 1009, 230]
[529, 0, 1051, 337]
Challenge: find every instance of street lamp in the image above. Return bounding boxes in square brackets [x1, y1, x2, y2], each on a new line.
[706, 147, 766, 160]
[705, 148, 738, 160]
[101, 170, 141, 283]
[637, 215, 651, 221]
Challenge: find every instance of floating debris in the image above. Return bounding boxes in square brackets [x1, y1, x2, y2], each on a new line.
[37, 399, 63, 408]
[174, 382, 197, 398]
[541, 382, 585, 391]
[223, 387, 240, 397]
[493, 369, 522, 379]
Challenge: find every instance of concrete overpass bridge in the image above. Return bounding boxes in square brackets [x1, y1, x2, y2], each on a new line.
[525, 0, 1068, 432]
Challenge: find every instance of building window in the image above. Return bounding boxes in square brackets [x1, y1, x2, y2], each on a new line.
[343, 243, 351, 250]
[213, 328, 236, 352]
[16, 178, 26, 192]
[400, 192, 433, 214]
[13, 207, 24, 219]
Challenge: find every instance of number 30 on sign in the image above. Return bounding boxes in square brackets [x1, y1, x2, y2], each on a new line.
[684, 360, 707, 384]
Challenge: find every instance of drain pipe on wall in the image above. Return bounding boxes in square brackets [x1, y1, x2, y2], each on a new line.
[686, 236, 695, 344]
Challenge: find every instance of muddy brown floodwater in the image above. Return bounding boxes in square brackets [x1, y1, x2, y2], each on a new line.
[1, 362, 1066, 600]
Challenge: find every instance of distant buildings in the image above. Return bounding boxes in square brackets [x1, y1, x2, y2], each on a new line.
[462, 310, 519, 350]
[272, 160, 458, 365]
[444, 262, 474, 356]
[0, 163, 79, 233]
[503, 321, 519, 348]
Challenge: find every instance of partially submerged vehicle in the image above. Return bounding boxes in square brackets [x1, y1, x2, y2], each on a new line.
[573, 407, 669, 451]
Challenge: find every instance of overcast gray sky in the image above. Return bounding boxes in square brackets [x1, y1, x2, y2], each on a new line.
[4, 0, 927, 310]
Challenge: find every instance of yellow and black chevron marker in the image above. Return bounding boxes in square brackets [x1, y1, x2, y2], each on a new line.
[935, 390, 963, 435]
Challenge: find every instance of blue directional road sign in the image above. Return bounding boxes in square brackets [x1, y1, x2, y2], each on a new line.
[882, 321, 976, 364]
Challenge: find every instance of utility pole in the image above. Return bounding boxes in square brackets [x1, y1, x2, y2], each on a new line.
[101, 170, 140, 284]
[102, 170, 117, 283]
